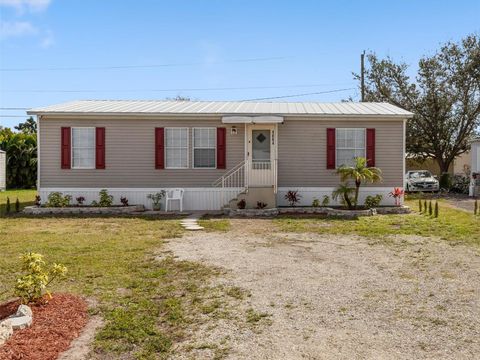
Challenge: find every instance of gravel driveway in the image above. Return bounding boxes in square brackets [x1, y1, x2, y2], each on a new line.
[165, 219, 480, 360]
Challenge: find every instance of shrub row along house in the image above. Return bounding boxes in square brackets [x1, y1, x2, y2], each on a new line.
[27, 100, 413, 210]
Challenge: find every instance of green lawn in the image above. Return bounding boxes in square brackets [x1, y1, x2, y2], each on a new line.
[275, 200, 480, 246]
[0, 189, 36, 215]
[0, 190, 229, 359]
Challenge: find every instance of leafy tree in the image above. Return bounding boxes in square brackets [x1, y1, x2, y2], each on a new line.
[355, 34, 480, 173]
[332, 183, 355, 210]
[336, 157, 382, 209]
[15, 117, 37, 134]
[0, 127, 37, 188]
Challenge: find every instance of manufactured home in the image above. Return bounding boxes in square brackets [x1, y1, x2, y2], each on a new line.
[28, 100, 413, 210]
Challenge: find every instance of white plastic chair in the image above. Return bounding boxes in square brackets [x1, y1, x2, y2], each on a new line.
[165, 188, 185, 212]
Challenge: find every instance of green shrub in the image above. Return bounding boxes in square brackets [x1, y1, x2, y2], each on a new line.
[428, 201, 433, 216]
[475, 200, 478, 215]
[14, 252, 67, 304]
[322, 195, 330, 207]
[434, 201, 439, 218]
[419, 199, 422, 212]
[6, 197, 11, 213]
[424, 200, 427, 213]
[46, 192, 72, 207]
[15, 198, 20, 212]
[98, 189, 114, 207]
[364, 194, 383, 209]
[312, 198, 320, 207]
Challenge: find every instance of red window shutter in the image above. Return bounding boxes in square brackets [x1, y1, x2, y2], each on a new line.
[95, 127, 106, 169]
[155, 128, 165, 169]
[366, 128, 376, 167]
[217, 127, 226, 169]
[326, 128, 336, 169]
[61, 127, 71, 169]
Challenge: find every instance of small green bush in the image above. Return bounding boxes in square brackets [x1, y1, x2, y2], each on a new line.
[15, 198, 20, 212]
[419, 199, 422, 212]
[14, 252, 67, 304]
[428, 201, 433, 216]
[312, 198, 320, 208]
[434, 201, 439, 218]
[364, 194, 383, 209]
[98, 189, 114, 207]
[322, 195, 330, 207]
[475, 200, 478, 215]
[6, 197, 11, 213]
[46, 192, 72, 207]
[424, 200, 427, 213]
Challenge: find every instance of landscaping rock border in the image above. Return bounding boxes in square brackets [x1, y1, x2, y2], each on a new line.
[23, 205, 145, 215]
[225, 206, 410, 219]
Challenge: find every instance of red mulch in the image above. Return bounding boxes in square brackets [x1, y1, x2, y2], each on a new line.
[0, 294, 88, 360]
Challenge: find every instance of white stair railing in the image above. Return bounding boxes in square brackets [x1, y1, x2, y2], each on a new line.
[212, 160, 247, 189]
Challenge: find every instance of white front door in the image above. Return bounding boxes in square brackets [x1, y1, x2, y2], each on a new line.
[247, 124, 277, 187]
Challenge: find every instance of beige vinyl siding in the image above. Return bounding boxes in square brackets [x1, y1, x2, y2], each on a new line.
[277, 118, 404, 187]
[39, 115, 405, 189]
[39, 117, 244, 187]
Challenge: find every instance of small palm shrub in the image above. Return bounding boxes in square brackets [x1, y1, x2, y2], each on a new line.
[428, 201, 433, 216]
[284, 190, 302, 207]
[147, 191, 166, 210]
[364, 194, 383, 209]
[46, 192, 72, 207]
[15, 198, 20, 212]
[434, 201, 439, 218]
[14, 252, 67, 304]
[6, 197, 11, 213]
[332, 184, 355, 209]
[312, 198, 320, 208]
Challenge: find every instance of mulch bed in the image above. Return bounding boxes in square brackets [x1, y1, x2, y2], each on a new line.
[0, 293, 88, 360]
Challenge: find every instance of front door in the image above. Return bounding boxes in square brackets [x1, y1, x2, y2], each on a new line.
[247, 124, 276, 187]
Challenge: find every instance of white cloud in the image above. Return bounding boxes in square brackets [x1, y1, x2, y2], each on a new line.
[0, 21, 38, 39]
[39, 29, 53, 48]
[0, 0, 51, 12]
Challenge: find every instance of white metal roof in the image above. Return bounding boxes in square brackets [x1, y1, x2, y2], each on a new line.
[27, 100, 414, 118]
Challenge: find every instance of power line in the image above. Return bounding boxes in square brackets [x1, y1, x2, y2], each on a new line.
[0, 56, 291, 72]
[1, 83, 356, 94]
[241, 88, 355, 101]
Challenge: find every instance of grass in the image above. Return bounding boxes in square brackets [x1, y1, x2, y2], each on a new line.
[0, 189, 230, 359]
[198, 218, 231, 232]
[275, 200, 480, 246]
[0, 189, 36, 215]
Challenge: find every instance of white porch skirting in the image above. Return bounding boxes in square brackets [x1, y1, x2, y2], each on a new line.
[276, 187, 402, 207]
[38, 187, 243, 211]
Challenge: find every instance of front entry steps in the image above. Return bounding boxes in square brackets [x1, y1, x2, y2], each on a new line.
[180, 212, 205, 231]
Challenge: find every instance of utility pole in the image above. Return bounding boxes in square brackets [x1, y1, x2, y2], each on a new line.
[361, 50, 365, 102]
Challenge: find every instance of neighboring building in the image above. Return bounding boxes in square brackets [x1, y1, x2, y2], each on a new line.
[0, 150, 5, 191]
[472, 138, 480, 174]
[27, 100, 413, 210]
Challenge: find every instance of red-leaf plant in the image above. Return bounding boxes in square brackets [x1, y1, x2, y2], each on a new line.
[389, 187, 404, 206]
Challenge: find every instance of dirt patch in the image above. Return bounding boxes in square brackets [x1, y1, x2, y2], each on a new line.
[0, 293, 88, 360]
[58, 315, 104, 360]
[165, 219, 480, 359]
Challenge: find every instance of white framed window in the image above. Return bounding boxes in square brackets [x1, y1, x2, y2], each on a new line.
[336, 128, 365, 167]
[193, 128, 216, 169]
[165, 128, 188, 169]
[72, 127, 95, 169]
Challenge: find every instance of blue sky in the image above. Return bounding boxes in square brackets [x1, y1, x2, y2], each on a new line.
[1, 0, 479, 128]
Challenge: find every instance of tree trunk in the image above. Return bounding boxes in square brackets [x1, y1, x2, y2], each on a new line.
[354, 179, 361, 209]
[343, 193, 353, 210]
[436, 157, 452, 174]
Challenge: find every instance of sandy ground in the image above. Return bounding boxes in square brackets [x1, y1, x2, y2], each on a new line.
[165, 219, 480, 360]
[445, 198, 477, 213]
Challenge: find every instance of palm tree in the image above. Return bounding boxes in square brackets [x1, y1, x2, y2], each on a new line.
[332, 184, 356, 210]
[336, 157, 382, 209]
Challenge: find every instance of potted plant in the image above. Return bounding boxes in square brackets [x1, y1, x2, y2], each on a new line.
[147, 191, 166, 211]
